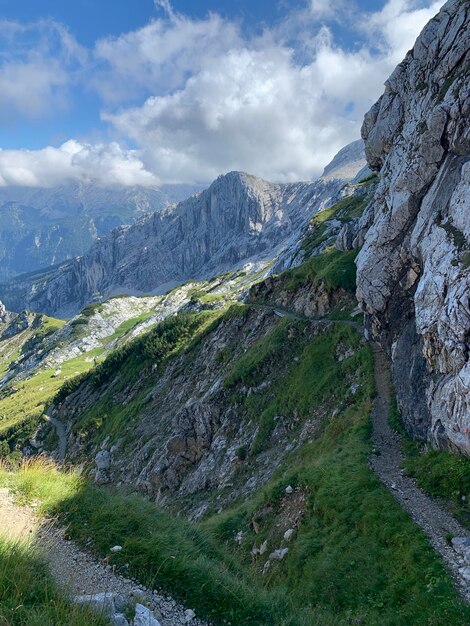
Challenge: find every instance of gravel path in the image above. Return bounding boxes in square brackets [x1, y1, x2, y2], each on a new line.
[369, 342, 470, 603]
[0, 490, 208, 626]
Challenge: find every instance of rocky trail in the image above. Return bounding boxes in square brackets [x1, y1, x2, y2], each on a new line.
[0, 488, 207, 626]
[369, 342, 470, 603]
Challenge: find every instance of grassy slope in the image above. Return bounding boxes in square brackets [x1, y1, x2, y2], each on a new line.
[0, 534, 107, 626]
[1, 320, 469, 625]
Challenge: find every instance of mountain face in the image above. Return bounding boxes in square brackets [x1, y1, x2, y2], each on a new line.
[355, 0, 470, 454]
[0, 182, 203, 281]
[0, 145, 367, 317]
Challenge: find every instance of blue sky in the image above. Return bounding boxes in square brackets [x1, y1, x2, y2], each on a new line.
[0, 0, 445, 186]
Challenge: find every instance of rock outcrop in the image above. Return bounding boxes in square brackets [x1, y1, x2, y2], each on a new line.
[0, 144, 366, 317]
[356, 0, 470, 453]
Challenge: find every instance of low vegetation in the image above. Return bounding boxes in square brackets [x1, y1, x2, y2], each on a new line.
[390, 395, 470, 530]
[283, 247, 358, 293]
[0, 533, 107, 626]
[301, 190, 371, 255]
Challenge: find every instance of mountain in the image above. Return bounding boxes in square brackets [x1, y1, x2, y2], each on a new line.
[0, 144, 367, 317]
[354, 0, 470, 454]
[0, 181, 204, 281]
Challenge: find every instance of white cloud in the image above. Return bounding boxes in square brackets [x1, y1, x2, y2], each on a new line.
[365, 0, 445, 63]
[100, 0, 446, 183]
[0, 141, 157, 187]
[0, 19, 86, 121]
[92, 12, 241, 103]
[309, 0, 347, 19]
[0, 0, 447, 186]
[153, 0, 176, 19]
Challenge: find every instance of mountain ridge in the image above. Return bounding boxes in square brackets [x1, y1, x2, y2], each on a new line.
[0, 144, 367, 317]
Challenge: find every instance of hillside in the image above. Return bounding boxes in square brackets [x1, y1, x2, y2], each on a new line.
[0, 166, 469, 623]
[0, 2, 469, 625]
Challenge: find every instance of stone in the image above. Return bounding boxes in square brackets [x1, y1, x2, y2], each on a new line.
[356, 0, 470, 453]
[458, 566, 470, 582]
[113, 615, 130, 626]
[269, 548, 289, 561]
[133, 603, 162, 626]
[284, 528, 295, 541]
[285, 485, 293, 495]
[184, 608, 196, 622]
[0, 158, 366, 317]
[95, 450, 111, 471]
[74, 592, 118, 616]
[110, 545, 123, 553]
[451, 537, 470, 554]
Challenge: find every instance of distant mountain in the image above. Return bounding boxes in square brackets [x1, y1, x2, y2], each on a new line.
[0, 142, 367, 316]
[0, 181, 204, 281]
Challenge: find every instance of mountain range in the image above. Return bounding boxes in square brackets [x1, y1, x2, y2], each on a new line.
[0, 181, 204, 281]
[0, 140, 368, 317]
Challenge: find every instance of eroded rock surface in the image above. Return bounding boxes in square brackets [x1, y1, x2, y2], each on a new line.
[356, 0, 470, 452]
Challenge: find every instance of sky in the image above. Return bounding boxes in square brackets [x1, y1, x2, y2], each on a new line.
[0, 0, 446, 187]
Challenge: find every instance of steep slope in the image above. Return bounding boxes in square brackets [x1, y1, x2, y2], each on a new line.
[1, 171, 470, 623]
[0, 182, 203, 281]
[355, 0, 470, 453]
[0, 143, 366, 317]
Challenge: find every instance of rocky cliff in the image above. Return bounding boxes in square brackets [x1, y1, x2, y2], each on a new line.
[0, 146, 366, 317]
[356, 0, 470, 453]
[0, 182, 203, 281]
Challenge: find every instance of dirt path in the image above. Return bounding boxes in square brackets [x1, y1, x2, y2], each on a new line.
[369, 342, 470, 602]
[0, 490, 207, 626]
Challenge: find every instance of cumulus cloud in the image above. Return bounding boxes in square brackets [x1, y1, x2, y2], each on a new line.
[0, 141, 157, 187]
[92, 12, 241, 103]
[309, 0, 347, 20]
[0, 0, 447, 186]
[0, 19, 86, 121]
[101, 0, 446, 182]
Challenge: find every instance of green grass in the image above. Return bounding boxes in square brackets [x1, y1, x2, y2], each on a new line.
[388, 394, 470, 530]
[60, 309, 226, 444]
[223, 320, 372, 453]
[0, 534, 108, 626]
[301, 192, 370, 255]
[401, 442, 470, 531]
[0, 348, 102, 447]
[2, 390, 469, 625]
[283, 247, 358, 293]
[1, 320, 469, 625]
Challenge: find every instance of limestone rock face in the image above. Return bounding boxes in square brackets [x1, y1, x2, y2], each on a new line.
[356, 0, 470, 452]
[0, 182, 204, 282]
[0, 145, 366, 318]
